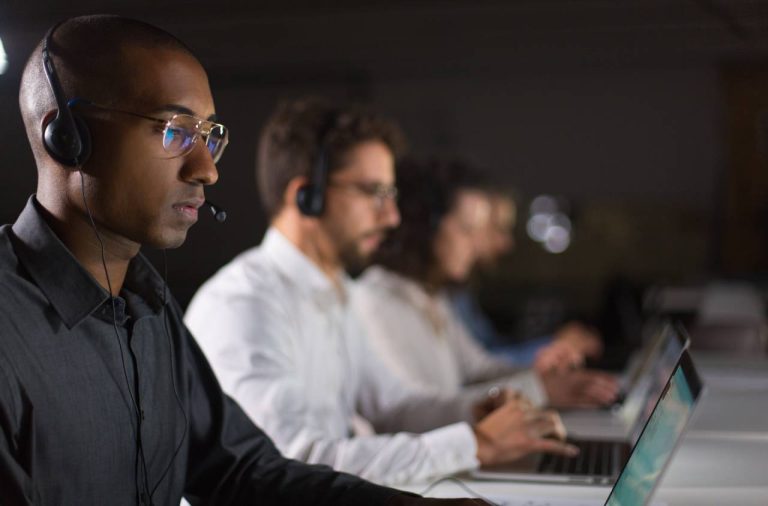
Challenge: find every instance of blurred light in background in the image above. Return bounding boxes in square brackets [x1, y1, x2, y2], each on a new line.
[0, 37, 7, 75]
[526, 194, 572, 254]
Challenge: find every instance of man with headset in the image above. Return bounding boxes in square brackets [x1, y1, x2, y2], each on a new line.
[185, 97, 578, 487]
[0, 15, 487, 506]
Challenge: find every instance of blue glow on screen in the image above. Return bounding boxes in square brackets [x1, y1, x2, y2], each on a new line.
[606, 366, 694, 506]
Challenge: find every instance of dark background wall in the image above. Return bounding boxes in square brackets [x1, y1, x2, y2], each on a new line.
[2, 1, 768, 326]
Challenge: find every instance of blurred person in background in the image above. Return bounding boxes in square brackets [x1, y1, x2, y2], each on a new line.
[450, 188, 604, 374]
[185, 98, 577, 488]
[353, 158, 618, 410]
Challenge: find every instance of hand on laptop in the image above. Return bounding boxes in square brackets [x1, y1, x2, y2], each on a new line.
[540, 368, 619, 408]
[471, 387, 532, 422]
[534, 341, 584, 374]
[534, 322, 604, 374]
[472, 398, 578, 467]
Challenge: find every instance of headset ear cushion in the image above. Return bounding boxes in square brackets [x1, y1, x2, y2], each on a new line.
[296, 184, 323, 216]
[43, 112, 91, 167]
[296, 184, 312, 215]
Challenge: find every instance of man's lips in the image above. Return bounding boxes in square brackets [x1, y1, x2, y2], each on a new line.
[361, 230, 386, 249]
[173, 198, 205, 220]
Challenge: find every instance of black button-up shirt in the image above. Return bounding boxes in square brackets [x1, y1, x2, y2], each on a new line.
[0, 197, 399, 505]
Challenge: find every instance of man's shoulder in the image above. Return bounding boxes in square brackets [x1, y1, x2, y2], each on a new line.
[0, 224, 28, 294]
[0, 224, 45, 346]
[0, 224, 18, 268]
[187, 243, 295, 312]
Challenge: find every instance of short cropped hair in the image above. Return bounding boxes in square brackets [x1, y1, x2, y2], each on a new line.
[256, 97, 407, 218]
[19, 15, 196, 165]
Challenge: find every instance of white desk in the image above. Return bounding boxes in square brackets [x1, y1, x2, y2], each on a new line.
[686, 389, 768, 436]
[694, 351, 768, 391]
[659, 435, 768, 488]
[403, 437, 768, 505]
[692, 351, 768, 373]
[402, 481, 768, 506]
[404, 364, 768, 506]
[562, 388, 768, 439]
[563, 352, 768, 439]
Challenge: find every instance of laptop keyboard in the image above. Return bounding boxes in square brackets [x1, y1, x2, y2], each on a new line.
[537, 439, 624, 477]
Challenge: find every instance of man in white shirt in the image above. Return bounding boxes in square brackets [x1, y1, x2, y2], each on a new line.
[185, 98, 577, 487]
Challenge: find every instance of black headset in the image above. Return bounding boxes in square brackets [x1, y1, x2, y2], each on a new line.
[41, 21, 91, 167]
[295, 110, 339, 217]
[41, 23, 228, 223]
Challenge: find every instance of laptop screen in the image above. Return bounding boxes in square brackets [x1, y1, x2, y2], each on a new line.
[605, 352, 703, 506]
[624, 323, 689, 443]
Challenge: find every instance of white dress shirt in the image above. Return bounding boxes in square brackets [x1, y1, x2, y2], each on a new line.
[353, 266, 547, 406]
[185, 228, 480, 486]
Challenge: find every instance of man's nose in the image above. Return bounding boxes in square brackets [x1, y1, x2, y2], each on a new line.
[181, 142, 219, 186]
[379, 196, 400, 228]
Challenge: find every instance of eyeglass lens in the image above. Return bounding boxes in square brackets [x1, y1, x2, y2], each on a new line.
[162, 115, 228, 163]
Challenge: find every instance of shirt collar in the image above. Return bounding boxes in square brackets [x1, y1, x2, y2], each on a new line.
[10, 196, 167, 329]
[261, 227, 350, 304]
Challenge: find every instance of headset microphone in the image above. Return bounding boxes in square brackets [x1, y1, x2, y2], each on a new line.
[205, 200, 227, 222]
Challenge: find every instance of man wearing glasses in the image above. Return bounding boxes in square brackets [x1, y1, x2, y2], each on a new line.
[185, 97, 576, 487]
[0, 15, 488, 506]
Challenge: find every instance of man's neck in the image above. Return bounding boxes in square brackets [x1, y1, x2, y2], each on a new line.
[272, 214, 345, 292]
[37, 194, 138, 297]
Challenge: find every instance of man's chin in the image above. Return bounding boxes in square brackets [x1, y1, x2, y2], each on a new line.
[361, 242, 380, 258]
[339, 232, 388, 273]
[339, 249, 373, 276]
[362, 231, 388, 254]
[146, 229, 188, 250]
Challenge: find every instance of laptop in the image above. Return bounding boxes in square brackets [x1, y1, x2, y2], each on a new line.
[484, 349, 704, 506]
[612, 321, 687, 406]
[472, 322, 690, 485]
[608, 321, 690, 428]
